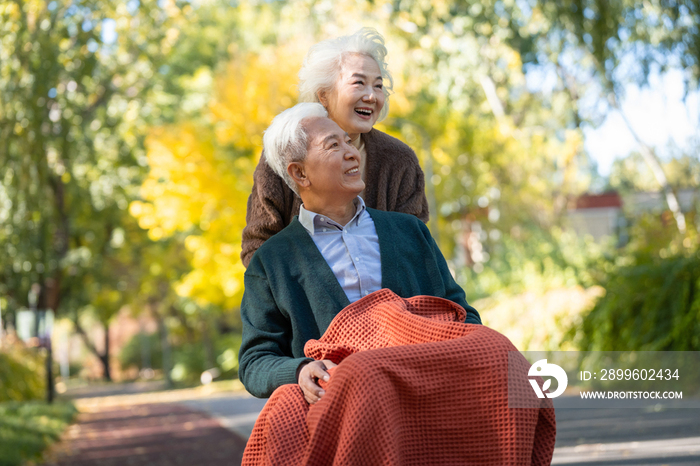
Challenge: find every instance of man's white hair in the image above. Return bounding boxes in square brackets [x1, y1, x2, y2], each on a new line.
[298, 27, 393, 122]
[263, 102, 329, 194]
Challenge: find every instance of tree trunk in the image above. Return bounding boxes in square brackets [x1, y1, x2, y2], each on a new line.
[612, 95, 687, 236]
[46, 337, 54, 403]
[159, 316, 173, 388]
[101, 323, 111, 381]
[72, 315, 112, 381]
[140, 329, 152, 370]
[47, 173, 69, 313]
[202, 317, 215, 370]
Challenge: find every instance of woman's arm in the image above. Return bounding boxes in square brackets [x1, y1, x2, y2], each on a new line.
[240, 153, 299, 268]
[365, 129, 429, 223]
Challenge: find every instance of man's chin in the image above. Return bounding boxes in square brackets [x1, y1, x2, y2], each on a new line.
[339, 189, 364, 201]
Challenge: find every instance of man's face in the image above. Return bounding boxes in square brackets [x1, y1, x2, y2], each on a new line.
[299, 117, 365, 198]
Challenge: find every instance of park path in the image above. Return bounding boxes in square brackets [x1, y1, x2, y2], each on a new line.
[40, 381, 260, 466]
[42, 403, 247, 466]
[41, 382, 700, 466]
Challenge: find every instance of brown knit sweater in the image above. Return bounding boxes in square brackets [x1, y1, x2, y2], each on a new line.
[240, 128, 429, 267]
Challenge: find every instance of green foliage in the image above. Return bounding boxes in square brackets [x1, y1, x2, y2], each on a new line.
[609, 153, 700, 194]
[118, 331, 163, 372]
[0, 401, 76, 466]
[169, 333, 242, 384]
[0, 345, 45, 402]
[533, 0, 700, 91]
[459, 227, 610, 301]
[119, 331, 241, 384]
[0, 0, 223, 379]
[574, 250, 700, 351]
[1, 0, 173, 312]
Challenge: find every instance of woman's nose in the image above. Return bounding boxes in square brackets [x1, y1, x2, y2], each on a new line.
[363, 91, 376, 103]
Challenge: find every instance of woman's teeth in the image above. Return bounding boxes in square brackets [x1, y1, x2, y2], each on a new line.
[355, 109, 372, 116]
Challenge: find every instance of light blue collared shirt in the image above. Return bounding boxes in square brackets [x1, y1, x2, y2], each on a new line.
[298, 197, 382, 304]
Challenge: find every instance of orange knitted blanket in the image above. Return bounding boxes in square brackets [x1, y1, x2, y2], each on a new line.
[242, 289, 556, 465]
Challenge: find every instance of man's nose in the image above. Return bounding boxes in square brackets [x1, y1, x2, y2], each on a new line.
[345, 145, 360, 159]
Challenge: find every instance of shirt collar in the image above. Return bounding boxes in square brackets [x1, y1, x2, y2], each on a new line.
[299, 197, 366, 235]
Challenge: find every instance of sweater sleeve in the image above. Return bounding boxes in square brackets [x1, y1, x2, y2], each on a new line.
[419, 221, 482, 325]
[240, 152, 298, 268]
[366, 130, 429, 223]
[238, 267, 313, 398]
[396, 154, 430, 224]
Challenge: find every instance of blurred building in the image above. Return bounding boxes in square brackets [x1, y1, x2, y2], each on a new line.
[567, 188, 699, 242]
[567, 192, 623, 241]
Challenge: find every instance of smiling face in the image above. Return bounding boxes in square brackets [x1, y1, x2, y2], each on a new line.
[288, 117, 365, 205]
[318, 53, 385, 141]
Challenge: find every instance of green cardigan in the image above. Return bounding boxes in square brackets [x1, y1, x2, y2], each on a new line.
[238, 208, 480, 398]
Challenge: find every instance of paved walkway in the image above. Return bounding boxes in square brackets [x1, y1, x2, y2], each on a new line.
[552, 397, 700, 465]
[42, 384, 700, 466]
[43, 403, 248, 466]
[179, 394, 267, 440]
[41, 382, 255, 466]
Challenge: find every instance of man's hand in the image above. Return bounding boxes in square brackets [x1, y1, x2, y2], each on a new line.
[297, 359, 337, 404]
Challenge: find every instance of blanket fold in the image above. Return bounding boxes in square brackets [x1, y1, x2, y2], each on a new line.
[243, 289, 555, 465]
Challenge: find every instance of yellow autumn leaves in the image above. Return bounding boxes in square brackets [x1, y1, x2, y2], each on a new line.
[130, 47, 304, 309]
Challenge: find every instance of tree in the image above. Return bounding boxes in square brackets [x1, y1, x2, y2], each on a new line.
[131, 46, 304, 310]
[523, 0, 700, 237]
[0, 0, 203, 379]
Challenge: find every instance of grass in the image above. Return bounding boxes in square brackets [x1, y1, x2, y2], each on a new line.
[0, 401, 76, 466]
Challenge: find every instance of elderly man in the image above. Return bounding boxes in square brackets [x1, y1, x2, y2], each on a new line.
[238, 103, 480, 403]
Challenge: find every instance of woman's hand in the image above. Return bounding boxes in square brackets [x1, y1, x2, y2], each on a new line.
[297, 359, 337, 404]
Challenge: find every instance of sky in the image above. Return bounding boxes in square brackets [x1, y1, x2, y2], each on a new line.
[582, 69, 699, 177]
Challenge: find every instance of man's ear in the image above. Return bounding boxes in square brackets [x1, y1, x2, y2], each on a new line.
[317, 89, 328, 108]
[287, 162, 310, 189]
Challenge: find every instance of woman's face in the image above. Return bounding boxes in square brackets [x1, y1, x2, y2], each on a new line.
[319, 54, 385, 141]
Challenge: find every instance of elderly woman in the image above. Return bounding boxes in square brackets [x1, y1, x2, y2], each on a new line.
[240, 28, 429, 268]
[238, 103, 480, 403]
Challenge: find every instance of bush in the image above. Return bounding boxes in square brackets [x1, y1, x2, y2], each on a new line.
[573, 250, 700, 351]
[0, 401, 76, 466]
[0, 341, 45, 402]
[458, 227, 609, 301]
[476, 285, 603, 351]
[170, 333, 242, 384]
[118, 332, 163, 373]
[119, 330, 242, 384]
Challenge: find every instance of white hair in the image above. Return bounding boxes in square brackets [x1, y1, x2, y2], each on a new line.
[263, 103, 329, 194]
[298, 27, 394, 122]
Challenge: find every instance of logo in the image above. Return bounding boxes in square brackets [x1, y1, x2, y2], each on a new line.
[528, 359, 568, 398]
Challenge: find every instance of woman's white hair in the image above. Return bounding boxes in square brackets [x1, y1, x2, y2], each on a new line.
[298, 27, 394, 122]
[263, 102, 329, 194]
